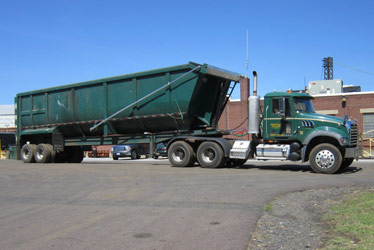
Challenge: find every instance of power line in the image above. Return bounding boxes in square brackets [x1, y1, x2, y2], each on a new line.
[335, 61, 374, 76]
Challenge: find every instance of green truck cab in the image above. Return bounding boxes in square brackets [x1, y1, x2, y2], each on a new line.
[258, 92, 358, 173]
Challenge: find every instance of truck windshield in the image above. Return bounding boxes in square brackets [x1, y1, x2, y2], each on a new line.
[293, 98, 315, 113]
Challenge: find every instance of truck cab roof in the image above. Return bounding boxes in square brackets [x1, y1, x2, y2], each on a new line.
[264, 92, 313, 99]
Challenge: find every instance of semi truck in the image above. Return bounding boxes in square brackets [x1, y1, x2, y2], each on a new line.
[15, 62, 358, 173]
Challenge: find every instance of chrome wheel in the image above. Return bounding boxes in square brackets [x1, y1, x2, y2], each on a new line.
[201, 147, 217, 163]
[168, 141, 195, 167]
[172, 146, 187, 162]
[315, 150, 335, 169]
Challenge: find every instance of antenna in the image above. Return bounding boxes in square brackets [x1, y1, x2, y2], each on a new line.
[246, 29, 249, 76]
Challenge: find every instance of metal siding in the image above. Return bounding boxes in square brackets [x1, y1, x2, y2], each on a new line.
[363, 113, 374, 138]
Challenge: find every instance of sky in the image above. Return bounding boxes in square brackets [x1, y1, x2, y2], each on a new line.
[1, 0, 373, 105]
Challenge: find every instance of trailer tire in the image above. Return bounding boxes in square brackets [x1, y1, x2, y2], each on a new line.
[168, 141, 195, 167]
[197, 141, 224, 168]
[46, 144, 56, 163]
[34, 144, 52, 163]
[131, 150, 138, 160]
[340, 158, 354, 169]
[21, 144, 37, 163]
[309, 143, 342, 174]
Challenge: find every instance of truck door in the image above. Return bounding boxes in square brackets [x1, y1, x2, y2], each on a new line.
[265, 97, 293, 140]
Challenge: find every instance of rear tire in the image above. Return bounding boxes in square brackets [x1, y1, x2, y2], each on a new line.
[131, 150, 138, 160]
[309, 143, 342, 174]
[168, 141, 195, 167]
[46, 144, 56, 163]
[20, 144, 37, 163]
[197, 141, 224, 168]
[34, 144, 52, 163]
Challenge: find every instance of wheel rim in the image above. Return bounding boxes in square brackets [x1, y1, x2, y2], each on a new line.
[172, 147, 186, 162]
[22, 148, 31, 160]
[315, 150, 335, 169]
[35, 148, 44, 161]
[201, 147, 216, 163]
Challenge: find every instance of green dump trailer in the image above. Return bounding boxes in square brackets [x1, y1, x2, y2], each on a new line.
[16, 62, 244, 166]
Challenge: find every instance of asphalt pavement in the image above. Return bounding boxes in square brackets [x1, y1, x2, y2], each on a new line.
[0, 158, 373, 250]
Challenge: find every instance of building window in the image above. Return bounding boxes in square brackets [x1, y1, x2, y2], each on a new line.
[363, 113, 374, 138]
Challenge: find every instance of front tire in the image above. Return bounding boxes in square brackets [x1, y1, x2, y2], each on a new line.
[309, 143, 342, 174]
[168, 141, 195, 167]
[197, 141, 224, 168]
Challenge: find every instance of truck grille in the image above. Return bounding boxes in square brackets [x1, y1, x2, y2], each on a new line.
[350, 123, 358, 146]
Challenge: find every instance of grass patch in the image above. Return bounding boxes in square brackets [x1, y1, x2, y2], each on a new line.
[264, 203, 273, 212]
[323, 190, 374, 249]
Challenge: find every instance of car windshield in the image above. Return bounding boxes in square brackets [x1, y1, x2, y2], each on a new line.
[293, 98, 315, 113]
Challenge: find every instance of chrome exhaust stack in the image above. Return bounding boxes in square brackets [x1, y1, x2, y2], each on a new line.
[248, 71, 260, 134]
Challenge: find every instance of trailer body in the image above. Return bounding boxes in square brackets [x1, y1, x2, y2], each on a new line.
[16, 62, 241, 163]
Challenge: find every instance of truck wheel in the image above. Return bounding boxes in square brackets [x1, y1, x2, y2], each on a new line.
[309, 143, 342, 174]
[113, 156, 118, 160]
[21, 144, 37, 163]
[340, 158, 354, 169]
[197, 141, 224, 168]
[131, 150, 138, 160]
[34, 144, 52, 163]
[168, 141, 195, 167]
[46, 144, 56, 163]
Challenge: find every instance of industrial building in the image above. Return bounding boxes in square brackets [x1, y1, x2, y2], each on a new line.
[0, 105, 16, 132]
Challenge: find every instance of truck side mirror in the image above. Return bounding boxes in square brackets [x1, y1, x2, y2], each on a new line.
[278, 98, 286, 119]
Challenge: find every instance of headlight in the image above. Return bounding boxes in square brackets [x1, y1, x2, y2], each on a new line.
[340, 137, 348, 145]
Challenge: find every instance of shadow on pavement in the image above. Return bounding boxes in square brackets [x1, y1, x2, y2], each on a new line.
[235, 164, 362, 175]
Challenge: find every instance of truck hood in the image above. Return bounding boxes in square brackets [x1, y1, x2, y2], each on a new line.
[297, 112, 345, 126]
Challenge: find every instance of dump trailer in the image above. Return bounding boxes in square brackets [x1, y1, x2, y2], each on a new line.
[16, 62, 358, 173]
[16, 62, 242, 164]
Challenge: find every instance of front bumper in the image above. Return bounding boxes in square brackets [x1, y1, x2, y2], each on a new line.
[344, 147, 357, 158]
[113, 151, 131, 157]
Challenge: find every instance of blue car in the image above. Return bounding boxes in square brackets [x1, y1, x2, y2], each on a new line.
[112, 144, 147, 160]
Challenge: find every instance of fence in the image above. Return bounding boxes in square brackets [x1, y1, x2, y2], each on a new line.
[360, 130, 374, 158]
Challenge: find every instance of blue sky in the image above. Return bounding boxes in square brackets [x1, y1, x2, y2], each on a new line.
[1, 0, 373, 104]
